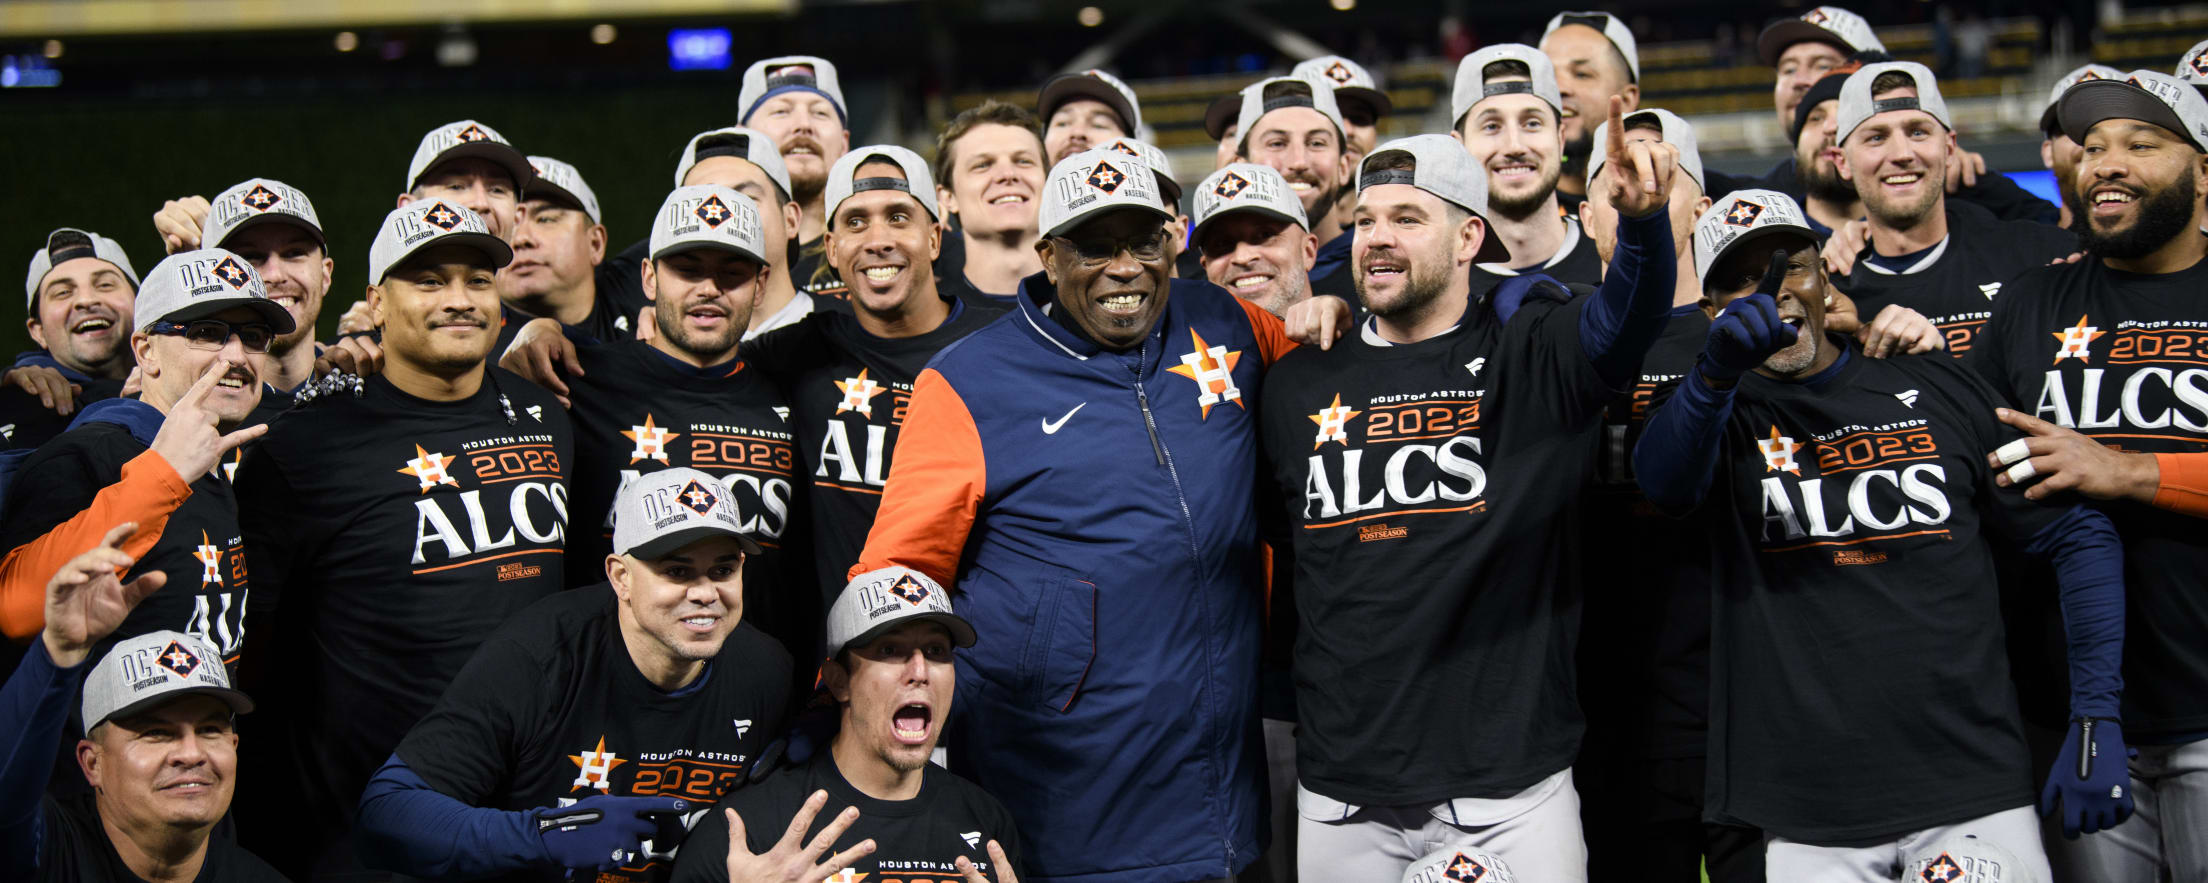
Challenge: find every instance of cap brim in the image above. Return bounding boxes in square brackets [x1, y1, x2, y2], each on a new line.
[212, 212, 326, 249]
[1157, 176, 1184, 209]
[626, 524, 765, 560]
[843, 612, 978, 653]
[1334, 86, 1392, 120]
[1038, 78, 1137, 134]
[523, 182, 592, 217]
[382, 231, 515, 282]
[1756, 21, 1850, 66]
[1191, 204, 1306, 246]
[649, 239, 768, 266]
[1203, 94, 1241, 141]
[1706, 224, 1818, 281]
[415, 142, 536, 192]
[2058, 80, 2202, 150]
[94, 686, 254, 730]
[160, 294, 300, 336]
[1045, 202, 1173, 238]
[2038, 102, 2062, 138]
[1471, 224, 1511, 264]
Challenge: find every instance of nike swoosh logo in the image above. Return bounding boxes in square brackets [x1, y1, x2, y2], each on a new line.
[1042, 402, 1086, 434]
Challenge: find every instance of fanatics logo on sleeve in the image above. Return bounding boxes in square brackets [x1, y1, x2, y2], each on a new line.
[398, 444, 460, 492]
[1725, 200, 1765, 227]
[1165, 328, 1244, 419]
[568, 735, 626, 792]
[834, 369, 885, 416]
[1309, 393, 1360, 449]
[623, 414, 679, 463]
[157, 640, 201, 679]
[195, 531, 223, 586]
[2052, 315, 2107, 364]
[1758, 426, 1802, 474]
[1087, 161, 1126, 194]
[241, 184, 281, 211]
[424, 202, 463, 231]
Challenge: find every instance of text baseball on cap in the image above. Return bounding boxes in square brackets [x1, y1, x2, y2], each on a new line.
[1038, 147, 1171, 238]
[81, 630, 253, 732]
[25, 227, 139, 312]
[1692, 188, 1816, 283]
[1192, 163, 1309, 244]
[201, 178, 325, 251]
[1099, 136, 1184, 207]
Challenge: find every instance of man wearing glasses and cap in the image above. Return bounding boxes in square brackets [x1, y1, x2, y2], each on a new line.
[3, 228, 140, 450]
[1, 530, 282, 881]
[357, 468, 791, 881]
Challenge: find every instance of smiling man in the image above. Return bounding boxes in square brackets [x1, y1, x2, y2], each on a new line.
[493, 156, 632, 350]
[738, 56, 853, 297]
[4, 229, 140, 450]
[933, 101, 1047, 304]
[1541, 11, 1642, 212]
[1037, 68, 1141, 168]
[853, 147, 1294, 882]
[183, 179, 336, 430]
[1452, 45, 1604, 301]
[1194, 163, 1317, 318]
[1234, 75, 1358, 300]
[358, 468, 789, 882]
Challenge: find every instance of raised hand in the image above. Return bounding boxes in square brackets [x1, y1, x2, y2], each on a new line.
[1989, 409, 2160, 504]
[3, 364, 81, 417]
[496, 318, 582, 408]
[724, 791, 876, 883]
[1699, 251, 1798, 384]
[1601, 95, 1680, 219]
[955, 839, 1020, 883]
[153, 195, 212, 254]
[534, 795, 687, 871]
[148, 361, 269, 481]
[42, 522, 165, 668]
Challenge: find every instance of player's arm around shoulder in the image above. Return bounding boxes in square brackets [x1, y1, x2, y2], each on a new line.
[850, 367, 986, 586]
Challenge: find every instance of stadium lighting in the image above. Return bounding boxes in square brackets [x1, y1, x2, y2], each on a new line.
[335, 31, 359, 52]
[591, 24, 617, 44]
[1078, 6, 1104, 27]
[42, 40, 62, 59]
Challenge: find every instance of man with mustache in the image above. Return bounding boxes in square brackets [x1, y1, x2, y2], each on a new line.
[1541, 11, 1641, 215]
[737, 56, 852, 299]
[932, 101, 1047, 304]
[1233, 75, 1358, 301]
[1037, 68, 1141, 168]
[1969, 69, 2208, 882]
[3, 229, 139, 451]
[1636, 189, 2130, 881]
[1451, 45, 1604, 300]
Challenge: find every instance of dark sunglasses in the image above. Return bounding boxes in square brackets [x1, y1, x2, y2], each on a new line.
[147, 318, 275, 353]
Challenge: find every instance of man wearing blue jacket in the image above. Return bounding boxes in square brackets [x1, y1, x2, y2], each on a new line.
[853, 146, 1295, 882]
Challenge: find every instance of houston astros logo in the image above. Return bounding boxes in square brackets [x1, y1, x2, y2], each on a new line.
[1444, 853, 1489, 882]
[1803, 8, 1830, 25]
[211, 256, 252, 289]
[1214, 171, 1251, 199]
[1087, 161, 1126, 194]
[889, 574, 930, 605]
[1918, 853, 1962, 882]
[1759, 426, 1802, 474]
[398, 444, 459, 492]
[157, 640, 200, 678]
[1109, 141, 1141, 157]
[695, 195, 733, 228]
[2052, 315, 2107, 364]
[455, 124, 490, 142]
[568, 735, 626, 792]
[242, 184, 281, 211]
[1165, 329, 1244, 419]
[2079, 69, 2108, 83]
[1308, 393, 1360, 449]
[834, 369, 885, 416]
[196, 531, 223, 586]
[678, 480, 718, 515]
[424, 202, 463, 231]
[1324, 60, 1354, 84]
[622, 414, 678, 464]
[1725, 200, 1764, 227]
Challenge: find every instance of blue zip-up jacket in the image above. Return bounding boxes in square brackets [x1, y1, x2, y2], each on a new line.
[854, 274, 1292, 883]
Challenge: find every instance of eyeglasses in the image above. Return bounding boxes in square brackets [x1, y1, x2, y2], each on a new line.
[147, 319, 275, 353]
[1052, 230, 1169, 267]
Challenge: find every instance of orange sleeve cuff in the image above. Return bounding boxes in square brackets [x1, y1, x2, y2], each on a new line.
[2152, 452, 2208, 519]
[0, 449, 191, 640]
[850, 369, 987, 587]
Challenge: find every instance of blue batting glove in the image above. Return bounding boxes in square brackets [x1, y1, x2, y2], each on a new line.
[534, 795, 686, 871]
[2039, 717, 2135, 838]
[1700, 251, 1798, 382]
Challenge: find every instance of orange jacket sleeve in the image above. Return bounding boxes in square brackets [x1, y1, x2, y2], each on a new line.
[849, 368, 987, 587]
[1237, 296, 1298, 367]
[0, 449, 192, 640]
[2152, 452, 2208, 519]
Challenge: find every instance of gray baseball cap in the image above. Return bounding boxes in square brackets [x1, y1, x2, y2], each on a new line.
[1192, 163, 1310, 243]
[2058, 68, 2208, 153]
[1356, 134, 1511, 264]
[135, 248, 294, 334]
[1543, 11, 1642, 82]
[524, 156, 602, 225]
[673, 126, 794, 200]
[1903, 833, 2047, 883]
[1400, 847, 1517, 883]
[366, 201, 513, 284]
[739, 56, 847, 124]
[2042, 64, 2124, 136]
[1099, 136, 1183, 207]
[612, 467, 762, 560]
[1588, 107, 1706, 194]
[25, 227, 139, 312]
[1037, 68, 1143, 135]
[1691, 188, 1816, 282]
[1757, 6, 1886, 66]
[824, 145, 942, 223]
[404, 119, 533, 194]
[1291, 56, 1392, 119]
[1836, 61, 1951, 145]
[81, 630, 253, 732]
[649, 185, 768, 265]
[201, 179, 325, 251]
[828, 566, 977, 655]
[2181, 39, 2208, 85]
[1038, 147, 1172, 238]
[1451, 44, 1563, 130]
[1234, 75, 1347, 161]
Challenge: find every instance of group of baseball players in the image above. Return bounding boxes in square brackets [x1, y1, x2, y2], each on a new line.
[0, 5, 2203, 882]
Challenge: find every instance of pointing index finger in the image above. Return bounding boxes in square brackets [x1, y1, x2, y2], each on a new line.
[178, 359, 230, 410]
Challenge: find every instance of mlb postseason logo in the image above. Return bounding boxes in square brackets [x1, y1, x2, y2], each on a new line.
[665, 193, 760, 247]
[392, 206, 447, 248]
[173, 254, 242, 298]
[639, 484, 696, 531]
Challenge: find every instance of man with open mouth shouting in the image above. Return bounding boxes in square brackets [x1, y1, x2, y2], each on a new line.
[3, 228, 140, 451]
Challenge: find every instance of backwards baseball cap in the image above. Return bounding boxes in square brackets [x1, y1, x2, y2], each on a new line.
[1039, 147, 1172, 238]
[524, 156, 602, 225]
[1100, 136, 1183, 207]
[673, 126, 795, 200]
[1357, 134, 1511, 264]
[404, 119, 533, 194]
[826, 145, 942, 223]
[366, 201, 514, 284]
[1835, 61, 1952, 144]
[1234, 75, 1347, 157]
[1903, 833, 2048, 883]
[1192, 163, 1310, 243]
[1037, 68, 1143, 135]
[828, 566, 977, 655]
[1791, 57, 1877, 141]
[1543, 11, 1642, 82]
[135, 248, 294, 334]
[81, 630, 253, 732]
[1291, 55, 1393, 120]
[2043, 64, 2125, 137]
[201, 179, 325, 251]
[1588, 107, 1706, 193]
[740, 56, 848, 125]
[1692, 189, 1816, 282]
[1757, 6, 1886, 66]
[2058, 68, 2208, 153]
[1400, 847, 1516, 883]
[1203, 87, 1256, 141]
[650, 185, 768, 265]
[25, 227, 139, 312]
[612, 467, 762, 559]
[1451, 44, 1563, 130]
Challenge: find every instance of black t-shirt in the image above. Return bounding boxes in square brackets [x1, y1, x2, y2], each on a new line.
[34, 793, 289, 882]
[1467, 225, 1604, 306]
[1687, 341, 2056, 844]
[0, 421, 253, 666]
[231, 368, 572, 872]
[1258, 291, 1617, 805]
[790, 238, 847, 300]
[1579, 305, 1716, 760]
[669, 753, 1023, 883]
[739, 300, 1007, 600]
[1835, 202, 2078, 356]
[0, 376, 123, 451]
[395, 587, 792, 882]
[1966, 256, 2208, 741]
[933, 268, 1015, 313]
[495, 296, 638, 357]
[1309, 258, 1358, 302]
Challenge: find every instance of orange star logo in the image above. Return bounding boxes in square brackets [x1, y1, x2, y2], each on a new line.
[1308, 393, 1360, 449]
[1165, 328, 1244, 419]
[195, 530, 223, 586]
[397, 444, 459, 493]
[1757, 426, 1802, 474]
[568, 735, 626, 792]
[834, 369, 887, 416]
[621, 413, 680, 464]
[2051, 314, 2108, 364]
